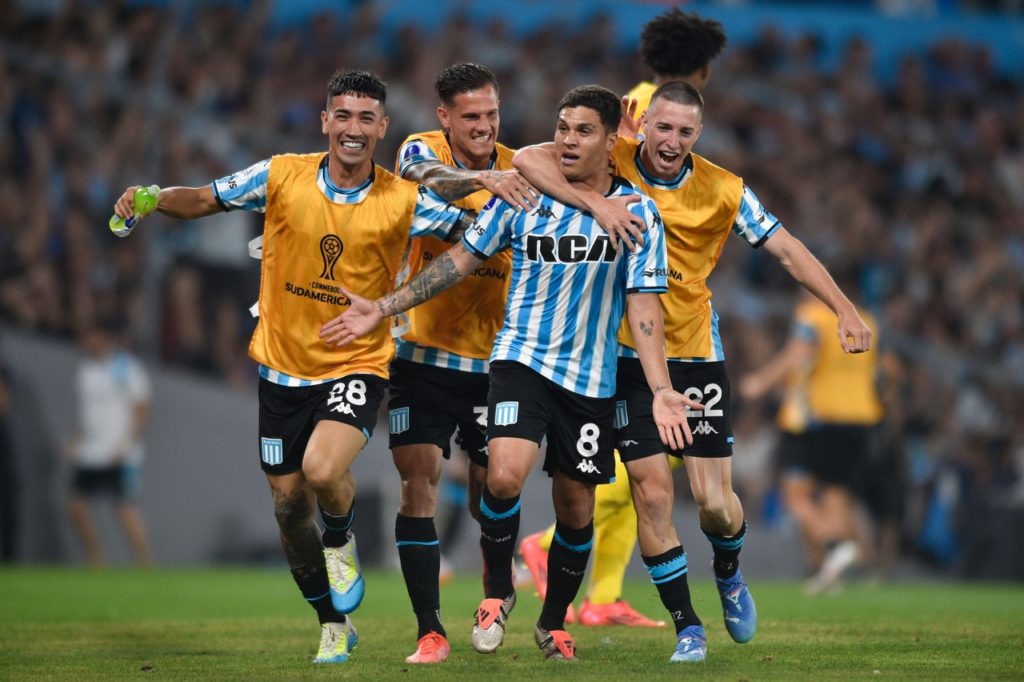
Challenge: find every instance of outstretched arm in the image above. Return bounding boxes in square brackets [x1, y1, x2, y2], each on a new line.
[762, 227, 871, 353]
[626, 293, 704, 451]
[404, 159, 536, 211]
[320, 242, 484, 347]
[738, 337, 813, 401]
[513, 143, 645, 252]
[114, 185, 222, 221]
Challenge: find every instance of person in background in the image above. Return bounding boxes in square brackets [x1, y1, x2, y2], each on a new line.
[67, 317, 153, 568]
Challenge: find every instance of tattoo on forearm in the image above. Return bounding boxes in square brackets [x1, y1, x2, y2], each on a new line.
[639, 319, 655, 337]
[382, 251, 463, 316]
[423, 166, 485, 201]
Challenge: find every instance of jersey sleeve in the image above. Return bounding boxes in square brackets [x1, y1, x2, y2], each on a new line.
[397, 138, 441, 177]
[409, 185, 467, 239]
[792, 308, 820, 344]
[732, 185, 781, 247]
[211, 159, 272, 213]
[626, 197, 669, 294]
[462, 196, 513, 259]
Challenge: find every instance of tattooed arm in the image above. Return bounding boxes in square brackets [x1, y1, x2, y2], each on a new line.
[320, 243, 484, 347]
[445, 209, 479, 244]
[404, 160, 537, 211]
[626, 292, 702, 450]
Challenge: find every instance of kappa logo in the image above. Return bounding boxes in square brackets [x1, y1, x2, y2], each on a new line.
[577, 460, 601, 475]
[692, 420, 718, 436]
[618, 439, 639, 448]
[532, 204, 556, 220]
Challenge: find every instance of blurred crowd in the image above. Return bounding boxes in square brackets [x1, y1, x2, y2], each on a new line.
[1, 0, 1021, 575]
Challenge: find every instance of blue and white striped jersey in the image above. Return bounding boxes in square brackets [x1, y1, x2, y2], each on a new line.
[463, 177, 668, 398]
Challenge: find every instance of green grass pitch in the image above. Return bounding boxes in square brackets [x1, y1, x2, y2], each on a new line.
[1, 567, 1022, 680]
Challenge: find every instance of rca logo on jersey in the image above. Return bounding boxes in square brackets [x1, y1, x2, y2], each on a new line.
[691, 420, 718, 436]
[526, 234, 617, 263]
[319, 235, 344, 280]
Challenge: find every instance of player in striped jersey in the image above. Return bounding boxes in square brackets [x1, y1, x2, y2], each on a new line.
[388, 63, 537, 665]
[517, 8, 729, 633]
[111, 70, 472, 665]
[323, 85, 699, 662]
[513, 81, 870, 662]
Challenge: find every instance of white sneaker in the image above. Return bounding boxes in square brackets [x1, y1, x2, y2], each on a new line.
[472, 591, 516, 653]
[313, 618, 358, 663]
[325, 533, 365, 614]
[806, 540, 859, 595]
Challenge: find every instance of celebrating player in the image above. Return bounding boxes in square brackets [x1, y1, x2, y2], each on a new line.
[111, 70, 472, 665]
[514, 80, 870, 662]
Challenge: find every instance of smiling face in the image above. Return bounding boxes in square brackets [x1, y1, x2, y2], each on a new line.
[640, 97, 703, 180]
[553, 106, 617, 187]
[437, 84, 499, 170]
[321, 93, 389, 177]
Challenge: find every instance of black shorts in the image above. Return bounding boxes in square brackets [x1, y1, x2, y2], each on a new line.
[614, 358, 734, 462]
[387, 359, 489, 467]
[487, 360, 615, 485]
[777, 424, 869, 489]
[258, 374, 387, 475]
[72, 464, 142, 500]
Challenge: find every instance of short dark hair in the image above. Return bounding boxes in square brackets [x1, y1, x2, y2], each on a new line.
[557, 85, 620, 134]
[640, 9, 726, 78]
[649, 80, 705, 114]
[325, 69, 387, 109]
[435, 63, 499, 107]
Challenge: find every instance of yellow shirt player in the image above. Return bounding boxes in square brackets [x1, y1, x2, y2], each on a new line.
[512, 80, 871, 660]
[739, 293, 882, 593]
[385, 63, 536, 664]
[111, 70, 470, 666]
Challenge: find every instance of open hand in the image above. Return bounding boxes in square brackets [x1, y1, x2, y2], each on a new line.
[591, 195, 646, 253]
[652, 388, 704, 451]
[320, 288, 382, 347]
[481, 170, 538, 212]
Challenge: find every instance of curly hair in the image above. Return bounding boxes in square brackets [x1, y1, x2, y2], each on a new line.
[639, 9, 727, 79]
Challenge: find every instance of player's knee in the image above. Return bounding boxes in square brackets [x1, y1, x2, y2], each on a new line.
[486, 470, 524, 499]
[553, 498, 593, 528]
[399, 474, 439, 514]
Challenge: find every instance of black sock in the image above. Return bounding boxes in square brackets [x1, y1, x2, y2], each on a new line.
[539, 520, 593, 631]
[478, 486, 520, 599]
[395, 514, 445, 639]
[642, 545, 701, 634]
[704, 519, 747, 579]
[291, 563, 346, 624]
[320, 505, 354, 548]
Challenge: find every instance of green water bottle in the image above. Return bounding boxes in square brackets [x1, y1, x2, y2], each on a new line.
[109, 184, 160, 237]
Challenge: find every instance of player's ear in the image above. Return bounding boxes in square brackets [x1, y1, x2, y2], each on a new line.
[321, 110, 329, 136]
[436, 105, 450, 131]
[378, 115, 390, 140]
[606, 130, 618, 153]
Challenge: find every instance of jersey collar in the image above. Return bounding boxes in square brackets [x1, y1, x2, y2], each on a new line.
[317, 154, 375, 204]
[634, 144, 693, 190]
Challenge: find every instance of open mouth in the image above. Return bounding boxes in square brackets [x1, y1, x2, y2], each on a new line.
[560, 152, 580, 165]
[657, 150, 680, 165]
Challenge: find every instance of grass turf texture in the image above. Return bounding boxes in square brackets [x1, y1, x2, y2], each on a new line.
[1, 567, 1022, 680]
